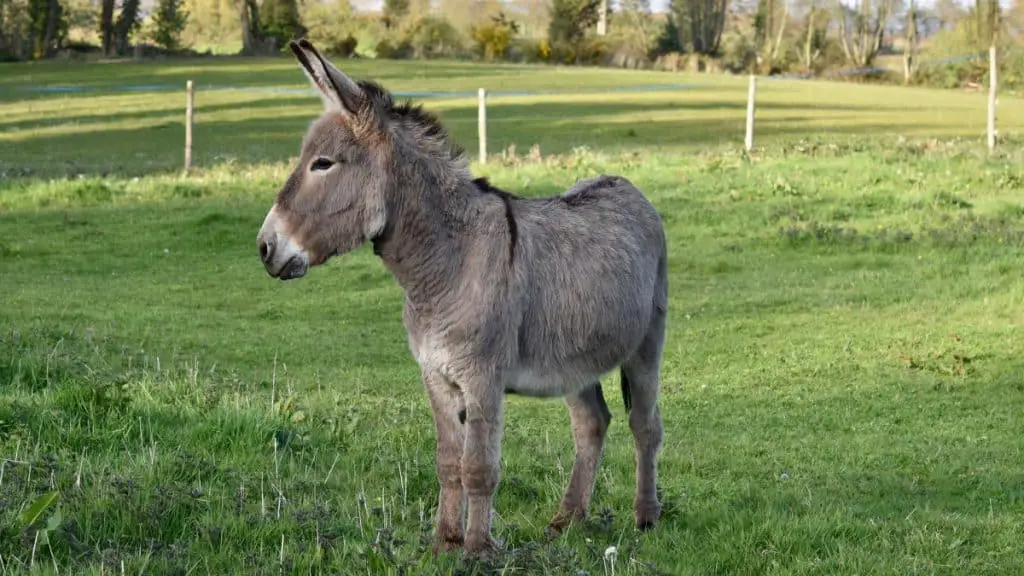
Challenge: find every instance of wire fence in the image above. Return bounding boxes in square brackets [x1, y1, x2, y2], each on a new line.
[10, 49, 998, 98]
[6, 47, 1008, 174]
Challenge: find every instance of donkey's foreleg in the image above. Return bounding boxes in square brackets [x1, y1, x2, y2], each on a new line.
[461, 381, 505, 555]
[547, 382, 611, 535]
[423, 371, 466, 553]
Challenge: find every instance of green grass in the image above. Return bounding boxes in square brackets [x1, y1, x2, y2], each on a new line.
[2, 57, 1024, 575]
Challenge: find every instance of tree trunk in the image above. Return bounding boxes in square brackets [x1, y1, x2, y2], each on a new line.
[803, 6, 821, 70]
[688, 0, 726, 55]
[239, 0, 256, 54]
[100, 0, 114, 55]
[837, 0, 892, 67]
[41, 0, 58, 56]
[238, 0, 271, 55]
[903, 1, 918, 84]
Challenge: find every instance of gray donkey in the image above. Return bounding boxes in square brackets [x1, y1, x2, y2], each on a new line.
[257, 39, 669, 556]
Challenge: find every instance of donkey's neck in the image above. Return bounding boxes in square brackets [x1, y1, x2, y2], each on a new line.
[371, 176, 480, 311]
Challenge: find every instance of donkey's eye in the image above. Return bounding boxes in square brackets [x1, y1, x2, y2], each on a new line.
[310, 157, 335, 172]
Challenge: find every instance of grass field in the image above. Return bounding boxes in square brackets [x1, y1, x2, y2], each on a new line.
[2, 57, 1024, 575]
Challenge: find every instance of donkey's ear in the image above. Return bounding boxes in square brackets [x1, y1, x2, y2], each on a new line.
[289, 39, 363, 116]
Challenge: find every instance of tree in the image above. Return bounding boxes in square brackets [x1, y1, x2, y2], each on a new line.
[29, 0, 64, 59]
[973, 0, 1000, 47]
[470, 11, 519, 60]
[610, 0, 657, 66]
[382, 0, 409, 28]
[239, 0, 264, 54]
[114, 0, 141, 54]
[1, 0, 33, 59]
[835, 0, 897, 67]
[933, 0, 963, 30]
[754, 0, 788, 72]
[618, 0, 654, 46]
[99, 0, 114, 55]
[902, 0, 918, 83]
[547, 0, 599, 61]
[688, 0, 729, 54]
[655, 13, 684, 53]
[152, 0, 189, 49]
[302, 0, 357, 54]
[800, 0, 829, 71]
[1007, 0, 1023, 38]
[260, 0, 304, 47]
[181, 0, 239, 49]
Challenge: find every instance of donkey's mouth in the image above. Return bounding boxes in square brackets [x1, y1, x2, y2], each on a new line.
[275, 256, 308, 281]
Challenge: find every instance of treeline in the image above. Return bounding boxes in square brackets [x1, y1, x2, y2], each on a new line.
[1, 0, 1022, 89]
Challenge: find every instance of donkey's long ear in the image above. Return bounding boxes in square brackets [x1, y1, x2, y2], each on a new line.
[289, 39, 363, 116]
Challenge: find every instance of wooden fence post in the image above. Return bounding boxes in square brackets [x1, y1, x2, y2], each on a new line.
[745, 74, 756, 152]
[987, 44, 997, 153]
[478, 88, 487, 164]
[185, 80, 194, 174]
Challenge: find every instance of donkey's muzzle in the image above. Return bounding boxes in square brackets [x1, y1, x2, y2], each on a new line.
[258, 205, 309, 280]
[259, 240, 307, 280]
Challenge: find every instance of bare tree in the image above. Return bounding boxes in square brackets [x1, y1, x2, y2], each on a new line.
[238, 0, 272, 54]
[98, 0, 113, 55]
[902, 0, 918, 83]
[835, 0, 897, 67]
[974, 0, 1000, 47]
[932, 0, 963, 30]
[801, 0, 829, 70]
[755, 0, 788, 73]
[689, 0, 729, 54]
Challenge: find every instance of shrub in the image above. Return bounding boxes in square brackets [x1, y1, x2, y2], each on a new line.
[470, 12, 518, 61]
[408, 16, 465, 59]
[374, 38, 412, 59]
[719, 29, 755, 73]
[301, 0, 358, 57]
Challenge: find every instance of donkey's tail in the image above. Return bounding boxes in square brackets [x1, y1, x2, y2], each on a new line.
[621, 230, 667, 415]
[620, 368, 633, 413]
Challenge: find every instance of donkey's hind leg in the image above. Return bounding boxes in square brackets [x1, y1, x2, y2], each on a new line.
[546, 382, 612, 535]
[621, 309, 666, 530]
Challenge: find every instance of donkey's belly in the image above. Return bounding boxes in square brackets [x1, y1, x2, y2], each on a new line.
[505, 366, 602, 398]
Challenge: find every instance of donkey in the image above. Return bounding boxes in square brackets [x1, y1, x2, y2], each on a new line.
[256, 39, 669, 556]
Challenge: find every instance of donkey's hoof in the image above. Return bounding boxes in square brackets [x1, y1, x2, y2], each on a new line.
[545, 510, 585, 538]
[634, 504, 661, 531]
[431, 534, 464, 556]
[463, 534, 503, 557]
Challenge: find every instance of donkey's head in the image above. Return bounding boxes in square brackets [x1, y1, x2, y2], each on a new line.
[257, 39, 463, 280]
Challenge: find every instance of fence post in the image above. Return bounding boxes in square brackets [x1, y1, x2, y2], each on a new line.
[987, 44, 997, 153]
[478, 88, 487, 164]
[745, 74, 756, 152]
[185, 80, 194, 174]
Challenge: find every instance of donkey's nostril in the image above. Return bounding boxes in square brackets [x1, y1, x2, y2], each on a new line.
[259, 240, 273, 264]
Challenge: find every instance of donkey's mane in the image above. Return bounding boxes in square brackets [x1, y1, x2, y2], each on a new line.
[357, 79, 466, 165]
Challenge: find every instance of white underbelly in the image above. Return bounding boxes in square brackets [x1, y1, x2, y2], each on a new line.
[506, 366, 600, 397]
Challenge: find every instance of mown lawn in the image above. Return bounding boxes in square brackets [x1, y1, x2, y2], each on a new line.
[1, 57, 1024, 575]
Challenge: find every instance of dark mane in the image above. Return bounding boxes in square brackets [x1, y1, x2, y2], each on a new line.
[473, 177, 519, 264]
[472, 177, 520, 201]
[357, 79, 465, 163]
